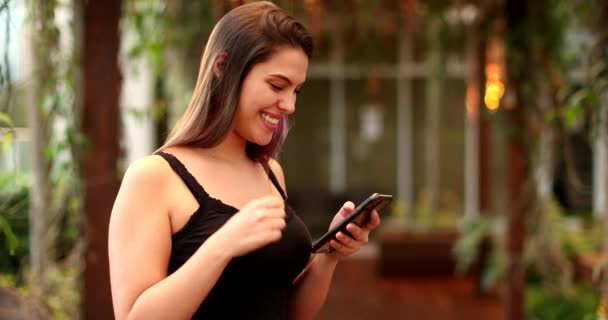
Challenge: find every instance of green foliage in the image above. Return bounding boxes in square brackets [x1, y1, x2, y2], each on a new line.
[390, 188, 461, 233]
[44, 263, 81, 320]
[554, 0, 608, 136]
[453, 215, 492, 273]
[0, 172, 29, 279]
[526, 284, 599, 320]
[506, 0, 570, 85]
[453, 215, 507, 291]
[0, 1, 87, 317]
[125, 0, 169, 75]
[125, 0, 218, 75]
[0, 170, 83, 319]
[0, 111, 13, 127]
[561, 219, 602, 259]
[413, 189, 460, 231]
[453, 198, 603, 295]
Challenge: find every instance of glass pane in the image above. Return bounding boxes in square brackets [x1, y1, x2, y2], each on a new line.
[345, 78, 397, 199]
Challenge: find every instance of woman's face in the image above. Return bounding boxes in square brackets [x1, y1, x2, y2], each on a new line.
[232, 46, 308, 147]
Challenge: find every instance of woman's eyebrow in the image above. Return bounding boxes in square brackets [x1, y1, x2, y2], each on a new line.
[269, 74, 306, 88]
[268, 74, 293, 85]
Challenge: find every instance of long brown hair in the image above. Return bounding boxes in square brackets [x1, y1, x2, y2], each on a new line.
[160, 1, 313, 162]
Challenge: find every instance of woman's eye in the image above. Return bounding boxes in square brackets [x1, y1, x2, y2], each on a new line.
[270, 84, 283, 91]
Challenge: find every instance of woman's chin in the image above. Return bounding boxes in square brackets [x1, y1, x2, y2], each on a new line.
[257, 140, 272, 147]
[253, 134, 274, 146]
[247, 139, 271, 148]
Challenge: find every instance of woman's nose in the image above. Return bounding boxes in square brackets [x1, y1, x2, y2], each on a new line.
[278, 95, 296, 114]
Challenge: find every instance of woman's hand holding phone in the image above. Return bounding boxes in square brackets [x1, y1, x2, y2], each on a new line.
[324, 201, 381, 259]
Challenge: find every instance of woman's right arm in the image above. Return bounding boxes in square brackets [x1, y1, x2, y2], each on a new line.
[109, 156, 287, 320]
[109, 156, 232, 320]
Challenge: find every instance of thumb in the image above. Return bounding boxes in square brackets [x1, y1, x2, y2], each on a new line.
[338, 201, 355, 218]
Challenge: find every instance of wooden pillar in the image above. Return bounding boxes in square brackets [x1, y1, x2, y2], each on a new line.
[82, 0, 122, 319]
[505, 2, 527, 319]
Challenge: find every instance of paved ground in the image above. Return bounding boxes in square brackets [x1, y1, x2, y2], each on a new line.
[317, 257, 505, 320]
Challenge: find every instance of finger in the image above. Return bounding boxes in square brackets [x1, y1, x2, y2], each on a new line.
[264, 207, 286, 219]
[338, 201, 355, 218]
[263, 197, 285, 209]
[361, 210, 381, 232]
[255, 206, 286, 218]
[330, 239, 357, 253]
[345, 223, 368, 242]
[336, 231, 362, 248]
[267, 217, 287, 230]
[330, 239, 343, 251]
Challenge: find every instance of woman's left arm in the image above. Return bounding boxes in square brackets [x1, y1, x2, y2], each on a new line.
[267, 160, 380, 320]
[286, 202, 380, 320]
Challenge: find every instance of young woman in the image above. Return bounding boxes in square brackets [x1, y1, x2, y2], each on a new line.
[109, 2, 380, 319]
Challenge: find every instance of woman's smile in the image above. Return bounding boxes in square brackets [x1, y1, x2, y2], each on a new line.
[260, 111, 280, 130]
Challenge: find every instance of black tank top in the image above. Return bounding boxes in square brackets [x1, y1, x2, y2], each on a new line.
[155, 151, 312, 320]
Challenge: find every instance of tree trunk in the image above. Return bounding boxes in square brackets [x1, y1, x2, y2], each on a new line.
[600, 93, 608, 313]
[505, 123, 526, 320]
[24, 0, 53, 302]
[505, 1, 528, 319]
[82, 0, 121, 318]
[164, 0, 196, 129]
[534, 85, 573, 292]
[595, 98, 607, 218]
[535, 85, 554, 199]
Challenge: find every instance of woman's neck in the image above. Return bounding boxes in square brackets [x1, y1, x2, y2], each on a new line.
[200, 131, 251, 165]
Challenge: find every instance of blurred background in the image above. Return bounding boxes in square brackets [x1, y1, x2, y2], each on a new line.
[0, 0, 607, 319]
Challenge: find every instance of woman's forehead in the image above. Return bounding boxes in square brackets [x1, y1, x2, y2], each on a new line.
[254, 47, 308, 84]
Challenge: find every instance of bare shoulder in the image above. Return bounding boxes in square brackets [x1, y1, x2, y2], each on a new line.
[122, 154, 172, 187]
[111, 155, 174, 220]
[267, 158, 287, 192]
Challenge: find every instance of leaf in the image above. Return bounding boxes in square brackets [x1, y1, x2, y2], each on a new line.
[568, 88, 588, 106]
[0, 215, 19, 255]
[585, 87, 599, 108]
[2, 131, 13, 154]
[0, 112, 13, 128]
[563, 103, 584, 129]
[41, 94, 56, 115]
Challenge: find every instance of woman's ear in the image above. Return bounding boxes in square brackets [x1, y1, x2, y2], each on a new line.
[213, 52, 228, 77]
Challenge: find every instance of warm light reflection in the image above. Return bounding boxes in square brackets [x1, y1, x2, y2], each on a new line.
[484, 63, 504, 111]
[484, 33, 505, 112]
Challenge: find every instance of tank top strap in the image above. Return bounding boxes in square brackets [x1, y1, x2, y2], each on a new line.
[263, 163, 287, 200]
[154, 151, 207, 203]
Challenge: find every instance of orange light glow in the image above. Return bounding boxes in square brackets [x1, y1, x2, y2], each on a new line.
[484, 63, 504, 111]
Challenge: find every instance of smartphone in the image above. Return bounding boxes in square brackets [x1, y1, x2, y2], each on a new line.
[311, 193, 393, 253]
